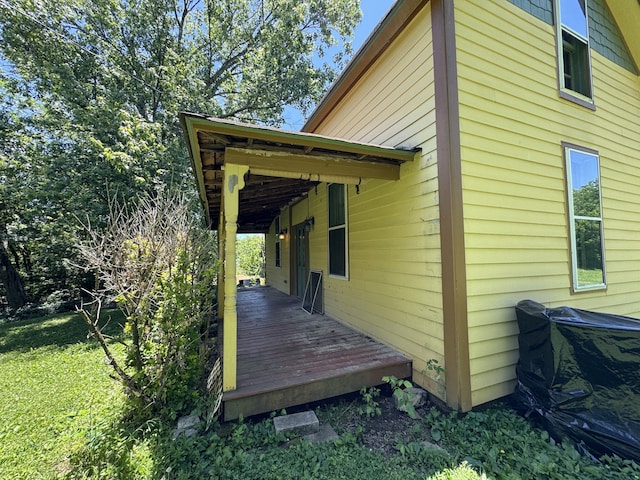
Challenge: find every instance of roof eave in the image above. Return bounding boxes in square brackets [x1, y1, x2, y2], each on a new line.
[304, 0, 430, 133]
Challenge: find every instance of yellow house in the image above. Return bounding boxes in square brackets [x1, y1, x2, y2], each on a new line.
[181, 0, 640, 415]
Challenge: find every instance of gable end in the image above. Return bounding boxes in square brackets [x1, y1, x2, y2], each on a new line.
[507, 0, 637, 74]
[589, 0, 638, 74]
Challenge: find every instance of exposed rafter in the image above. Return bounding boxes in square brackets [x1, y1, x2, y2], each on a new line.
[179, 113, 419, 233]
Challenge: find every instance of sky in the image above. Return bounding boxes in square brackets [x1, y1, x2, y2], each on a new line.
[282, 0, 396, 130]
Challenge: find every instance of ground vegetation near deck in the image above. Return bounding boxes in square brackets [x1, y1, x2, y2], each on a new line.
[2, 311, 640, 479]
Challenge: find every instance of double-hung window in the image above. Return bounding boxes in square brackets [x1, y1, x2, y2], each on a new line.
[328, 183, 348, 278]
[564, 145, 605, 291]
[555, 0, 594, 105]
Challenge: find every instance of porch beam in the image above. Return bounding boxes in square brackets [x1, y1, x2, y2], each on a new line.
[222, 163, 249, 392]
[225, 147, 401, 181]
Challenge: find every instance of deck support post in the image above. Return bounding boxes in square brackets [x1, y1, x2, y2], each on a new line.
[222, 163, 249, 392]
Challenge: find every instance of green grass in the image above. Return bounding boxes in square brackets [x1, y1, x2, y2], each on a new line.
[0, 311, 126, 480]
[2, 312, 640, 480]
[577, 268, 604, 286]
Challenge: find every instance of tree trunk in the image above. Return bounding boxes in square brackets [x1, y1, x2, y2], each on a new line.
[0, 237, 28, 309]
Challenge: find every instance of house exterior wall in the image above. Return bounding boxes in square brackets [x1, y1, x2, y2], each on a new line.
[454, 0, 640, 405]
[266, 4, 447, 396]
[265, 207, 291, 294]
[506, 0, 637, 74]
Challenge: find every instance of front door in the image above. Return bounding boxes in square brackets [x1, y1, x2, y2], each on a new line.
[294, 223, 309, 298]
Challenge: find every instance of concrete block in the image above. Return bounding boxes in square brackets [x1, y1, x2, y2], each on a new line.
[304, 424, 339, 444]
[172, 414, 200, 440]
[273, 411, 319, 436]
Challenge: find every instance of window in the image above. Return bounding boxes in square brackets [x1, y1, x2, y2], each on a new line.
[275, 216, 281, 268]
[555, 0, 593, 103]
[564, 145, 605, 291]
[328, 183, 348, 277]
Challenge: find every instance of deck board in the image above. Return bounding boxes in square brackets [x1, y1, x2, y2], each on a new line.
[223, 287, 412, 420]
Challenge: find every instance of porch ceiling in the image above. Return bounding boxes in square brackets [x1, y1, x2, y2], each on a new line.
[179, 112, 418, 233]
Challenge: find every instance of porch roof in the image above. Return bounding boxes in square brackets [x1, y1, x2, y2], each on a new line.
[179, 112, 418, 233]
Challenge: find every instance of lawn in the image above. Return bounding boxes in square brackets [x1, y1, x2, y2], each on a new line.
[2, 312, 640, 479]
[0, 311, 127, 480]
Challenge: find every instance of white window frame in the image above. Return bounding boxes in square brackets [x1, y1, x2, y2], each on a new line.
[564, 144, 606, 292]
[327, 183, 348, 279]
[554, 0, 595, 108]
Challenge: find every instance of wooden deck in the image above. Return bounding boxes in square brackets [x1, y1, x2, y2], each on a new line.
[222, 286, 412, 420]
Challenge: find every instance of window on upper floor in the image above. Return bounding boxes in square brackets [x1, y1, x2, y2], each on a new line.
[328, 183, 348, 278]
[564, 144, 606, 291]
[555, 0, 594, 106]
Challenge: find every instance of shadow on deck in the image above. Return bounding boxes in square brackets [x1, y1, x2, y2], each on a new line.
[223, 286, 412, 421]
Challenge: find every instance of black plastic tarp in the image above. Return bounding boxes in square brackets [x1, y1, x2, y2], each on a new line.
[514, 299, 640, 462]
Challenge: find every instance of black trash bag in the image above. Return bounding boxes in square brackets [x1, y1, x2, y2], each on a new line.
[514, 299, 640, 462]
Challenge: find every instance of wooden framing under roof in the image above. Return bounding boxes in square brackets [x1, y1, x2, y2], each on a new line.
[179, 112, 419, 233]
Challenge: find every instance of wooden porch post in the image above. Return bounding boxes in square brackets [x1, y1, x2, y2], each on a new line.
[217, 202, 225, 320]
[222, 163, 248, 392]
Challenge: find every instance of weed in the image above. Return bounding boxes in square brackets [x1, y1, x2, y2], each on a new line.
[427, 462, 486, 480]
[425, 358, 445, 381]
[383, 375, 419, 419]
[357, 386, 381, 418]
[423, 406, 640, 479]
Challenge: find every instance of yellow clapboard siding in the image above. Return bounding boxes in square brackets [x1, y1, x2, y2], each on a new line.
[324, 295, 442, 344]
[461, 137, 563, 177]
[468, 336, 519, 360]
[457, 0, 640, 407]
[332, 302, 445, 357]
[469, 322, 520, 343]
[264, 209, 291, 295]
[306, 4, 444, 397]
[466, 261, 567, 281]
[465, 218, 568, 237]
[472, 382, 517, 407]
[470, 350, 520, 377]
[321, 19, 434, 142]
[463, 189, 562, 216]
[471, 365, 518, 394]
[336, 298, 444, 342]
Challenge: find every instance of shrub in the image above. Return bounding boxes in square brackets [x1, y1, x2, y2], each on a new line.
[76, 192, 218, 417]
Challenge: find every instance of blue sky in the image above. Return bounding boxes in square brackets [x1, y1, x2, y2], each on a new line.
[282, 0, 396, 130]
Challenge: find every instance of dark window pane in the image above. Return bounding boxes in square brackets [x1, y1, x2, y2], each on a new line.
[562, 31, 591, 97]
[275, 242, 281, 267]
[329, 184, 345, 227]
[329, 228, 346, 276]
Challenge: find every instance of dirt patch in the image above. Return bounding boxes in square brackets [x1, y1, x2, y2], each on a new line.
[321, 388, 436, 457]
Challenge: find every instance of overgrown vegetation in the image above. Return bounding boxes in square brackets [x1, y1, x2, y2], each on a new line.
[3, 310, 640, 479]
[76, 192, 217, 417]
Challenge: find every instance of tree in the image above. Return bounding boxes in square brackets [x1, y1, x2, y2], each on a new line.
[0, 78, 37, 308]
[236, 234, 265, 278]
[0, 0, 361, 304]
